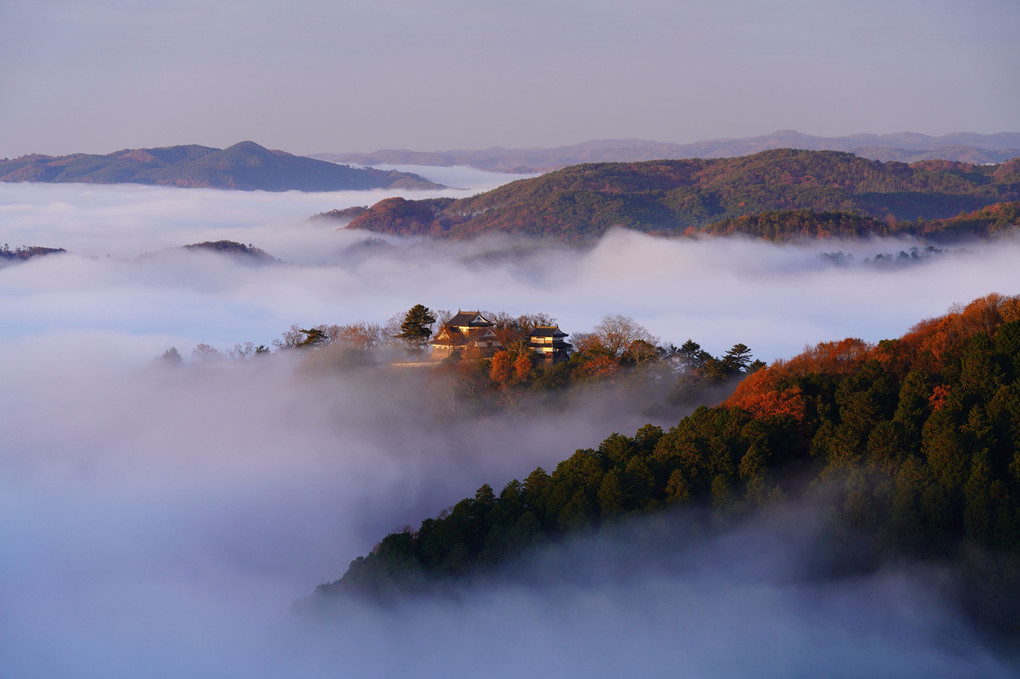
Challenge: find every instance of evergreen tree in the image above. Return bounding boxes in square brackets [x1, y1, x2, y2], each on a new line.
[398, 304, 436, 359]
[298, 328, 327, 348]
[722, 343, 754, 374]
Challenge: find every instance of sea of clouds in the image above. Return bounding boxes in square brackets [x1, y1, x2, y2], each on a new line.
[2, 171, 1018, 677]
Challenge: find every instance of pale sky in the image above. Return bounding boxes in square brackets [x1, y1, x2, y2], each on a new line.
[1, 0, 1018, 157]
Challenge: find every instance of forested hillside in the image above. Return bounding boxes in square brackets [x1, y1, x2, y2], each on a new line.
[698, 201, 1020, 242]
[343, 151, 1020, 241]
[316, 294, 1020, 636]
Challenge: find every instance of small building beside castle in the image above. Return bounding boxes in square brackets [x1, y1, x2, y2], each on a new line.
[528, 325, 572, 363]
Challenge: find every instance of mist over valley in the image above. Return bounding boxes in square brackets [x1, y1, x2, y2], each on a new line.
[2, 175, 1020, 676]
[4, 0, 1019, 673]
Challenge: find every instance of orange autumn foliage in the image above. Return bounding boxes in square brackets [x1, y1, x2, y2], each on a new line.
[584, 355, 618, 379]
[901, 294, 1020, 365]
[783, 337, 872, 376]
[929, 384, 951, 411]
[725, 367, 807, 421]
[514, 354, 532, 382]
[489, 350, 512, 386]
[725, 338, 871, 419]
[725, 294, 1020, 422]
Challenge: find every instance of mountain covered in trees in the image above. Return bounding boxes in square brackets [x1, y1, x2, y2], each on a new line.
[315, 294, 1020, 638]
[315, 131, 1020, 173]
[181, 240, 279, 262]
[698, 201, 1020, 242]
[0, 141, 442, 191]
[340, 151, 1020, 242]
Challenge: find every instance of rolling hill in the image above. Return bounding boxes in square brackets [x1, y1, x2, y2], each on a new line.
[0, 141, 442, 191]
[341, 150, 1020, 242]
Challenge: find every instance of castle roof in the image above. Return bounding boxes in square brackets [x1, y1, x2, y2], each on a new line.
[447, 310, 493, 328]
[530, 325, 568, 338]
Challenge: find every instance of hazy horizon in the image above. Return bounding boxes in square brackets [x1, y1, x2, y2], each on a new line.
[2, 1, 1018, 158]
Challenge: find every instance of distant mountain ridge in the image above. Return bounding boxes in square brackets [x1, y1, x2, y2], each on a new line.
[341, 150, 1020, 242]
[0, 141, 442, 191]
[314, 130, 1020, 173]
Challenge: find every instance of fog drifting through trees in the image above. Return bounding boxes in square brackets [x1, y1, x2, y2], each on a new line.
[2, 177, 1019, 676]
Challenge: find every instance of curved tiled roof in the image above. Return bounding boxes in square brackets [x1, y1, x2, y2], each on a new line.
[529, 325, 568, 338]
[447, 310, 493, 327]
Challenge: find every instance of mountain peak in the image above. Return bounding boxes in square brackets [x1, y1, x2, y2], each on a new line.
[223, 141, 273, 155]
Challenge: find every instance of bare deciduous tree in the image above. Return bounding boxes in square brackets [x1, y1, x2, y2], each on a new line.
[579, 315, 657, 359]
[192, 343, 222, 361]
[229, 342, 256, 360]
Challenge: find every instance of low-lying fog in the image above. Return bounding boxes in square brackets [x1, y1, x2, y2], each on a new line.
[2, 174, 1018, 677]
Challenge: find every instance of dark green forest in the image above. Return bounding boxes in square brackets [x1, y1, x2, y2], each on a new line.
[316, 294, 1020, 639]
[344, 150, 1020, 241]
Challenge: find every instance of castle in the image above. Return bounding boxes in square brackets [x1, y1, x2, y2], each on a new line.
[429, 310, 571, 363]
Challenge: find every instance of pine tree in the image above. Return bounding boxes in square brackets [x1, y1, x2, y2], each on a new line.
[398, 304, 436, 359]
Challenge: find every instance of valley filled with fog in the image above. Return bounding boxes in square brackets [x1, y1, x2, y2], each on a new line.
[3, 171, 1019, 677]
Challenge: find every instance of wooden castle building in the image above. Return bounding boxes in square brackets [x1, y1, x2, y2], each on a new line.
[528, 325, 572, 363]
[430, 311, 502, 361]
[429, 310, 572, 363]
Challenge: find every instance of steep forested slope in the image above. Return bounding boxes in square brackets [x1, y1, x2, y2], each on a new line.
[316, 294, 1020, 635]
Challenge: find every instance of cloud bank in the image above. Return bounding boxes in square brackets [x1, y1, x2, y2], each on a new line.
[3, 179, 1018, 359]
[1, 181, 1018, 676]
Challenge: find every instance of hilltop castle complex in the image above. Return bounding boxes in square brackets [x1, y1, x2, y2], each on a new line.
[429, 310, 571, 363]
